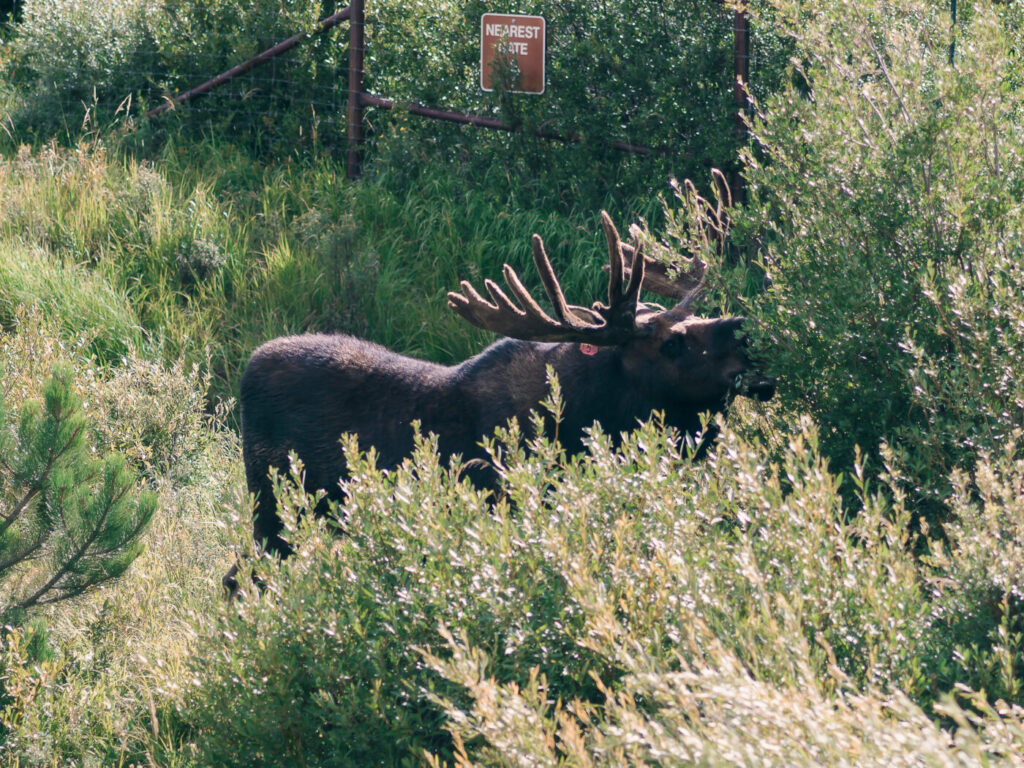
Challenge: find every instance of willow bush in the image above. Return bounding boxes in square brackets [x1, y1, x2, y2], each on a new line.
[1, 0, 162, 138]
[2, 0, 334, 146]
[662, 0, 1024, 517]
[175, 403, 1024, 766]
[645, 0, 1024, 707]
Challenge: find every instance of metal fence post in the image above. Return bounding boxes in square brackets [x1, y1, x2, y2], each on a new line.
[347, 0, 365, 180]
[731, 8, 750, 204]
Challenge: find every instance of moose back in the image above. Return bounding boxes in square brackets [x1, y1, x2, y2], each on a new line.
[240, 212, 774, 556]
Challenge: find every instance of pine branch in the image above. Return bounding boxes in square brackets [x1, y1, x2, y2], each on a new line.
[0, 530, 48, 573]
[3, 367, 155, 616]
[15, 462, 140, 611]
[0, 418, 87, 539]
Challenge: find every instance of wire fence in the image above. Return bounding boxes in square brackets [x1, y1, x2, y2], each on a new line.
[141, 0, 752, 181]
[5, 0, 785, 195]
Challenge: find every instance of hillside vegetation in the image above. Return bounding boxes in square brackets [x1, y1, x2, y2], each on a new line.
[2, 0, 1024, 765]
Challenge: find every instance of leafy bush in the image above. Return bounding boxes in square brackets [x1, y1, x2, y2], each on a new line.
[179, 398, 1021, 765]
[147, 0, 343, 150]
[427, 628, 1024, 767]
[922, 445, 1024, 706]
[176, 237, 226, 285]
[87, 354, 214, 481]
[4, 0, 161, 137]
[1, 308, 216, 484]
[0, 622, 59, 754]
[682, 0, 1024, 515]
[2, 0, 341, 148]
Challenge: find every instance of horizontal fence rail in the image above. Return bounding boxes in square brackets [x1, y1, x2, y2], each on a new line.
[145, 5, 353, 119]
[358, 93, 670, 156]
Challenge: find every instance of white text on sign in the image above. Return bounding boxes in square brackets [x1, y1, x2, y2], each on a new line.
[484, 22, 542, 39]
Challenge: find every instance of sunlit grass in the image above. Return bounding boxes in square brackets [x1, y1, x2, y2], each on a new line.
[0, 136, 622, 412]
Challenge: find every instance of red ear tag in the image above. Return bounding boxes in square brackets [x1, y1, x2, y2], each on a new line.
[579, 343, 599, 356]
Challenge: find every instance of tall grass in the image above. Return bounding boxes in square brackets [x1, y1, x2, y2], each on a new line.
[0, 241, 143, 362]
[0, 136, 643, 411]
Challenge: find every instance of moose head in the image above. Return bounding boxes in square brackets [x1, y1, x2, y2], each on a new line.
[447, 210, 775, 419]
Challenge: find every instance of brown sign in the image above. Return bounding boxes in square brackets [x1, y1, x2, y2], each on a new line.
[480, 13, 546, 95]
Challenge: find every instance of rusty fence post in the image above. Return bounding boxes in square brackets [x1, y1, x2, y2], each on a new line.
[347, 0, 365, 180]
[731, 8, 750, 204]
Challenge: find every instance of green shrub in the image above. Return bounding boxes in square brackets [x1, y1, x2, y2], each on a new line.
[180, 399, 1004, 765]
[686, 0, 1024, 515]
[2, 0, 340, 149]
[921, 444, 1024, 706]
[176, 237, 226, 285]
[1, 308, 216, 484]
[86, 354, 214, 482]
[0, 622, 61, 754]
[4, 0, 162, 137]
[146, 0, 341, 151]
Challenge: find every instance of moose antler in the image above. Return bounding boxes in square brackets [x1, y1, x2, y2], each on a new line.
[606, 170, 735, 308]
[618, 235, 706, 302]
[605, 170, 735, 310]
[447, 211, 646, 345]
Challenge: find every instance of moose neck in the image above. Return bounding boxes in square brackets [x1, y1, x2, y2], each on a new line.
[543, 341, 718, 446]
[453, 338, 716, 454]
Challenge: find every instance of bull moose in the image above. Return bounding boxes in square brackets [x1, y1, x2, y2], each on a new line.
[237, 211, 774, 562]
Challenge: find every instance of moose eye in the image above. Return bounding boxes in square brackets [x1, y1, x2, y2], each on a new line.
[660, 336, 689, 358]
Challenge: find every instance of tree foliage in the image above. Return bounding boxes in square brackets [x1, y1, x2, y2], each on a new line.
[669, 0, 1024, 517]
[0, 364, 156, 620]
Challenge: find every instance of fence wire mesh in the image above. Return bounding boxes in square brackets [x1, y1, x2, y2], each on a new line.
[1, 0, 788, 185]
